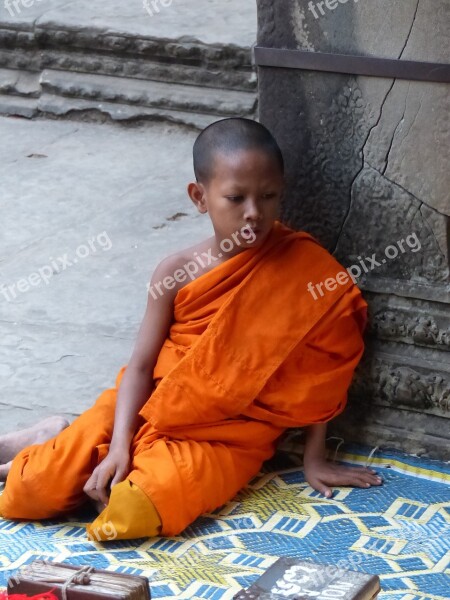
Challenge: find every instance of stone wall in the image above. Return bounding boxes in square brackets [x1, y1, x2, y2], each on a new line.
[257, 0, 449, 458]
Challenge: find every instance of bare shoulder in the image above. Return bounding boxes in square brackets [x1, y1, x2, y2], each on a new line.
[149, 236, 215, 299]
[153, 237, 213, 277]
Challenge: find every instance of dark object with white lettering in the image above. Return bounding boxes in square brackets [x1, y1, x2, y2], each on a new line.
[233, 557, 380, 599]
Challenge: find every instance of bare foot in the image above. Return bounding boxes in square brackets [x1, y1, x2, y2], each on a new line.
[304, 459, 383, 498]
[0, 416, 70, 464]
[0, 461, 12, 482]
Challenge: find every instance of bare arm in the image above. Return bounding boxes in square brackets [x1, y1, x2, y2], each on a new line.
[303, 423, 328, 466]
[109, 268, 175, 452]
[84, 256, 181, 505]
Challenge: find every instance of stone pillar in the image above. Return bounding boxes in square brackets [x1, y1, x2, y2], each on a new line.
[257, 0, 449, 458]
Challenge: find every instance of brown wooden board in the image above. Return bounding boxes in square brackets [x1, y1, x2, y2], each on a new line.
[7, 560, 151, 600]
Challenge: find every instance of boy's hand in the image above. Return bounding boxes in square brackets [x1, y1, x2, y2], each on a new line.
[83, 449, 130, 507]
[304, 458, 383, 499]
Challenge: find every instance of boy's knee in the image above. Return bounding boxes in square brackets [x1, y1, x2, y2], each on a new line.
[0, 481, 66, 520]
[1, 452, 83, 520]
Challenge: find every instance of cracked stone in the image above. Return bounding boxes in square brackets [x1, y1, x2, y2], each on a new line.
[257, 0, 450, 458]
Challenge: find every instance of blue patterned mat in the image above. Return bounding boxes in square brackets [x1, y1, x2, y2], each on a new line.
[1, 443, 449, 599]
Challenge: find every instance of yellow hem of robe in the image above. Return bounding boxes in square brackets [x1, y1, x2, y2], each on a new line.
[86, 480, 162, 541]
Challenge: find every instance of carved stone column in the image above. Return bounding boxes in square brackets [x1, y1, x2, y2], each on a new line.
[257, 0, 449, 458]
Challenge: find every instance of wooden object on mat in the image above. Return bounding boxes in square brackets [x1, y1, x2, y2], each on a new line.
[7, 560, 150, 600]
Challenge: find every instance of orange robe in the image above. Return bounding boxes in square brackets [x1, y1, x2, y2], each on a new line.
[0, 222, 367, 537]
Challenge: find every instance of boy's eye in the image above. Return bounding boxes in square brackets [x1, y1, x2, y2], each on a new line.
[262, 193, 276, 200]
[225, 195, 244, 202]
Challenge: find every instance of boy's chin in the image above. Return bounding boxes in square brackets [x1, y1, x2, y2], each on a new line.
[242, 233, 268, 247]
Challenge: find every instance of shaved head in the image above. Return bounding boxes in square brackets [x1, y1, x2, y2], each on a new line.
[193, 118, 284, 184]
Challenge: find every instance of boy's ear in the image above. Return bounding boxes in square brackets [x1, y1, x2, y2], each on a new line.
[188, 182, 208, 214]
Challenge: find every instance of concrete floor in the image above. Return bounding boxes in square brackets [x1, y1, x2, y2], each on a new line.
[0, 0, 257, 433]
[0, 116, 213, 433]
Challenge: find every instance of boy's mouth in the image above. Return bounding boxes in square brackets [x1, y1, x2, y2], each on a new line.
[246, 224, 262, 234]
[241, 223, 265, 243]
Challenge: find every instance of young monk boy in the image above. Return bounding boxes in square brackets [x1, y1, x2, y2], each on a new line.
[0, 118, 382, 540]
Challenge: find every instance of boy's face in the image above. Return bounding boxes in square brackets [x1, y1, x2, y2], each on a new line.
[189, 149, 284, 250]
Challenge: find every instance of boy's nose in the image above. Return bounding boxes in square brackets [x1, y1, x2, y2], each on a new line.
[243, 199, 262, 222]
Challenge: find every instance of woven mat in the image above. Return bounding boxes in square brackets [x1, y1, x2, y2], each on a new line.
[1, 443, 449, 599]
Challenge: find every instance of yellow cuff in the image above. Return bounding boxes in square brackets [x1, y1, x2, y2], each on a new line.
[86, 480, 162, 542]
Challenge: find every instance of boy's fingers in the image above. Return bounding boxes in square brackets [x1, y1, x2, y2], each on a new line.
[110, 470, 126, 488]
[367, 474, 383, 484]
[336, 465, 374, 476]
[83, 472, 98, 498]
[338, 465, 376, 475]
[318, 473, 381, 489]
[84, 485, 99, 502]
[110, 460, 130, 488]
[96, 474, 112, 505]
[353, 475, 382, 488]
[86, 464, 112, 504]
[95, 484, 110, 506]
[333, 466, 382, 485]
[309, 478, 333, 498]
[347, 474, 375, 487]
[354, 472, 383, 485]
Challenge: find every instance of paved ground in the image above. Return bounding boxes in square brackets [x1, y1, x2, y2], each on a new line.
[0, 115, 212, 433]
[0, 0, 256, 433]
[0, 0, 256, 47]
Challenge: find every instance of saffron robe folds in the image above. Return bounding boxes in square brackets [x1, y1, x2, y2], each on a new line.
[0, 222, 367, 536]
